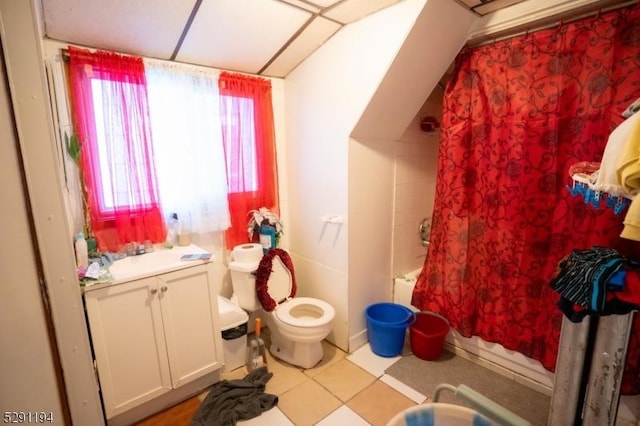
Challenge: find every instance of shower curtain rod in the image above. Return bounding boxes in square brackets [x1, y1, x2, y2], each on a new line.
[466, 0, 638, 48]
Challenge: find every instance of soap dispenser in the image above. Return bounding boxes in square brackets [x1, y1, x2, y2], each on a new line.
[165, 213, 179, 248]
[75, 232, 89, 269]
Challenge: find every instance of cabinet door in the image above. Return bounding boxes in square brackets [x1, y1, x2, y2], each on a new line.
[84, 277, 172, 418]
[158, 264, 223, 388]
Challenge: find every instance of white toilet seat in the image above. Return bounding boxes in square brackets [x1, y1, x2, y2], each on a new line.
[274, 297, 335, 328]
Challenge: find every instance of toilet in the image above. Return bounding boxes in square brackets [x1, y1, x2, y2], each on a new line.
[229, 243, 335, 368]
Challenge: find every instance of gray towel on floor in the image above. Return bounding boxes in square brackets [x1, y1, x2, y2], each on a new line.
[190, 367, 278, 426]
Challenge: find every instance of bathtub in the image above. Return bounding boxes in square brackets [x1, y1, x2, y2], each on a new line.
[393, 269, 554, 395]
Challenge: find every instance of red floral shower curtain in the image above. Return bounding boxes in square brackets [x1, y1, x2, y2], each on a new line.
[411, 5, 640, 393]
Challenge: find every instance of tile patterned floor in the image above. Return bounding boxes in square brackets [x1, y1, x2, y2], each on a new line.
[223, 337, 420, 426]
[128, 327, 640, 426]
[138, 330, 544, 425]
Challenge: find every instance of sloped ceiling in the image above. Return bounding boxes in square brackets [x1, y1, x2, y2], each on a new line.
[40, 0, 621, 78]
[41, 0, 406, 78]
[40, 0, 535, 78]
[456, 0, 527, 15]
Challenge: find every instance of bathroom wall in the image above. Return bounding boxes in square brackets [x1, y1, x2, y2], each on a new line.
[286, 0, 475, 352]
[285, 0, 433, 351]
[2, 1, 104, 422]
[0, 29, 66, 422]
[392, 85, 444, 277]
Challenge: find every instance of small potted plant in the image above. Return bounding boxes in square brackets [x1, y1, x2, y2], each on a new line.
[248, 207, 283, 249]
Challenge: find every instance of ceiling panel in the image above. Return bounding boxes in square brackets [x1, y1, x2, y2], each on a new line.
[42, 0, 196, 60]
[41, 0, 561, 78]
[175, 0, 311, 74]
[308, 0, 343, 7]
[279, 0, 322, 13]
[473, 0, 528, 15]
[262, 16, 341, 77]
[457, 0, 528, 16]
[324, 0, 405, 24]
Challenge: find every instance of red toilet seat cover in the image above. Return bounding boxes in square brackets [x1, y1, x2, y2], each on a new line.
[255, 248, 297, 312]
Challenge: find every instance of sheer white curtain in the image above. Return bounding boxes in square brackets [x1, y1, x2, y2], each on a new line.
[144, 59, 230, 234]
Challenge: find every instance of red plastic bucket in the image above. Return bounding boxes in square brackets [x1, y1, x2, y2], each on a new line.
[409, 311, 449, 360]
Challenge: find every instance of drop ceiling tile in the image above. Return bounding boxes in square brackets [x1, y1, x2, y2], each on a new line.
[176, 0, 311, 74]
[262, 16, 341, 77]
[473, 0, 527, 15]
[42, 0, 196, 59]
[310, 0, 343, 7]
[323, 0, 403, 24]
[279, 0, 322, 13]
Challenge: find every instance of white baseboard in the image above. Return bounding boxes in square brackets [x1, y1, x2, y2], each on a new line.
[445, 330, 553, 396]
[446, 331, 640, 424]
[349, 328, 368, 353]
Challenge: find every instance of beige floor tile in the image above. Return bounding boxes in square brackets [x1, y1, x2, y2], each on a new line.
[303, 340, 347, 378]
[278, 379, 342, 426]
[347, 380, 416, 426]
[221, 365, 250, 381]
[264, 354, 308, 396]
[314, 359, 377, 402]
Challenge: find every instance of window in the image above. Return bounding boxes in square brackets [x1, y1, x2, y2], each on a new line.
[220, 95, 258, 193]
[91, 79, 154, 213]
[67, 47, 278, 251]
[144, 59, 230, 234]
[67, 47, 165, 252]
[218, 72, 279, 248]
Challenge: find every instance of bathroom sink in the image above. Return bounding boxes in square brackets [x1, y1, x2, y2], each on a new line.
[108, 244, 212, 283]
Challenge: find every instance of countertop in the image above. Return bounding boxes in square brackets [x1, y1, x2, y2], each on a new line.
[82, 244, 213, 292]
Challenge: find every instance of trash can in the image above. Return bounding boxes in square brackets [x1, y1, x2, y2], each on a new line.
[217, 296, 249, 372]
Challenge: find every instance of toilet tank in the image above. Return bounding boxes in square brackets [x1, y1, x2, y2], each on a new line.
[229, 260, 261, 311]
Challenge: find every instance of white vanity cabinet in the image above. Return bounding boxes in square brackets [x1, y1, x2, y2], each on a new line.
[83, 261, 223, 420]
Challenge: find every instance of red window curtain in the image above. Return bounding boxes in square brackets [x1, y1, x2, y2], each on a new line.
[219, 72, 279, 248]
[411, 6, 640, 393]
[67, 46, 165, 252]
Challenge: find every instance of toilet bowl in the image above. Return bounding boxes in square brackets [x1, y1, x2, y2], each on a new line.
[229, 245, 335, 368]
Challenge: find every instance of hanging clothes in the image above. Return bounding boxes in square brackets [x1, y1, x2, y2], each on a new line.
[550, 247, 629, 312]
[617, 114, 640, 240]
[549, 246, 640, 322]
[567, 111, 640, 214]
[596, 111, 640, 197]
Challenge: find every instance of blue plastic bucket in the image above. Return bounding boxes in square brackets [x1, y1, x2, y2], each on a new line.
[366, 303, 416, 357]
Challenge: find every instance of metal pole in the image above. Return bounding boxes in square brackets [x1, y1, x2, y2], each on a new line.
[582, 312, 635, 426]
[548, 315, 593, 426]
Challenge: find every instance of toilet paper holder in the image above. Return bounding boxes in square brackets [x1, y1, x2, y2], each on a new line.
[321, 215, 344, 224]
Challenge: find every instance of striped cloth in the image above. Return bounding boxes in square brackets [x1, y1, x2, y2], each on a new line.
[550, 247, 636, 312]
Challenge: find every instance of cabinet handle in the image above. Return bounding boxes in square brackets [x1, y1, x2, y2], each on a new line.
[161, 286, 168, 292]
[150, 288, 158, 295]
